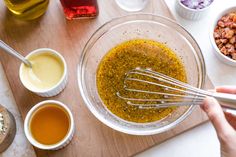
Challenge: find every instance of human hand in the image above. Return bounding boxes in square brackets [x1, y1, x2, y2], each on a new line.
[201, 86, 236, 157]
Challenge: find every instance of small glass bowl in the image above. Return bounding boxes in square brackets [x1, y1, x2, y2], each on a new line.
[78, 14, 206, 135]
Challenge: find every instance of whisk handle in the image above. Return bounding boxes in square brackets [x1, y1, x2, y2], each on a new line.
[212, 93, 236, 110]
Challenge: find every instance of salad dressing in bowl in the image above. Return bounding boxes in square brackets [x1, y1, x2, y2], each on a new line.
[96, 39, 187, 123]
[78, 14, 206, 135]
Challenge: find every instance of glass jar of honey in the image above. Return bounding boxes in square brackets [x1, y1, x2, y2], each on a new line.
[3, 0, 49, 20]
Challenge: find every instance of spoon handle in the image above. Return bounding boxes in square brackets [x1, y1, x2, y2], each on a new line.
[0, 40, 32, 68]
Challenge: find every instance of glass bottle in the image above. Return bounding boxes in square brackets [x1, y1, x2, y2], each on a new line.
[3, 0, 49, 20]
[115, 0, 148, 12]
[60, 0, 99, 20]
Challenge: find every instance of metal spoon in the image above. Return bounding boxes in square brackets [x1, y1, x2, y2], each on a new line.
[0, 40, 32, 68]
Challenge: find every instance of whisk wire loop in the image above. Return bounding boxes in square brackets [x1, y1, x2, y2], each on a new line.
[117, 68, 236, 109]
[117, 68, 207, 109]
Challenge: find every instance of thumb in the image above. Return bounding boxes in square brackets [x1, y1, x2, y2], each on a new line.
[201, 97, 235, 141]
[216, 86, 236, 94]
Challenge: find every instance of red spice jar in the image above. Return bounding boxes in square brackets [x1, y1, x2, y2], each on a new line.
[60, 0, 99, 20]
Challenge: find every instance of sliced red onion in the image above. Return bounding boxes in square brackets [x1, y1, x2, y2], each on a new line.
[180, 0, 213, 9]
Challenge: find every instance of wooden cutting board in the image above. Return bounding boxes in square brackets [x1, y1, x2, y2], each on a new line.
[0, 0, 212, 156]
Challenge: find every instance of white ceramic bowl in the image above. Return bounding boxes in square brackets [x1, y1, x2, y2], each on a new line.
[24, 100, 75, 150]
[19, 48, 68, 97]
[175, 0, 214, 20]
[209, 6, 236, 66]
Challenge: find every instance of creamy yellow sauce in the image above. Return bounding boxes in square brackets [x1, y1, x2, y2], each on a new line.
[21, 52, 64, 90]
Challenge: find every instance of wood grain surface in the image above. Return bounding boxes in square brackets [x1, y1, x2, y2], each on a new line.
[0, 0, 212, 156]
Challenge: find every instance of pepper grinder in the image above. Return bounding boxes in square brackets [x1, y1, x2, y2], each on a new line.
[0, 104, 16, 152]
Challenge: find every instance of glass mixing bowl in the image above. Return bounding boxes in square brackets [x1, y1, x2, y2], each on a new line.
[78, 14, 206, 135]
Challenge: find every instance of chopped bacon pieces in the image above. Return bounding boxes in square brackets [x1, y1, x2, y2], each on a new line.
[214, 12, 236, 60]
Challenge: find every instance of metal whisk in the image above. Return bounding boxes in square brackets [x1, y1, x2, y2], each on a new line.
[117, 67, 236, 109]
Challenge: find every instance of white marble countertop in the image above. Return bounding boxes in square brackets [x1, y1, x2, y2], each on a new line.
[0, 0, 235, 157]
[0, 63, 36, 157]
[137, 0, 236, 157]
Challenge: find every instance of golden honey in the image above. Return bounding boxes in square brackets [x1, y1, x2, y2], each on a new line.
[30, 104, 70, 145]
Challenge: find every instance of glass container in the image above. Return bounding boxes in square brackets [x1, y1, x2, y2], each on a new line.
[60, 0, 99, 20]
[78, 14, 206, 135]
[115, 0, 148, 12]
[4, 0, 49, 20]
